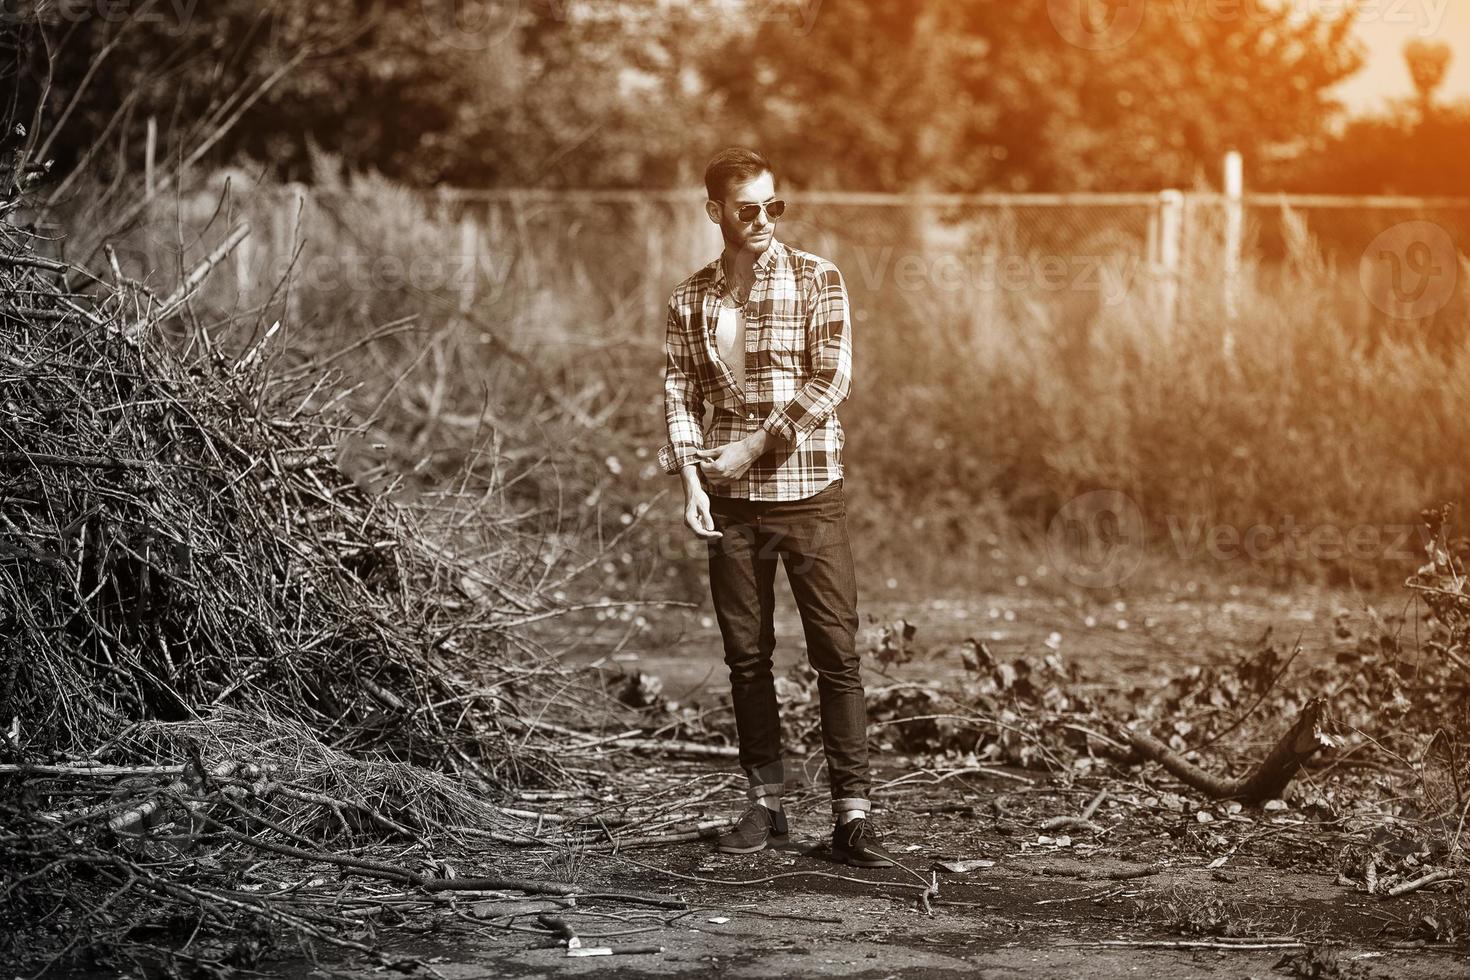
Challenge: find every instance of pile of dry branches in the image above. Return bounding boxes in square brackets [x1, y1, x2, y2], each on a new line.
[0, 168, 641, 968]
[0, 225, 563, 768]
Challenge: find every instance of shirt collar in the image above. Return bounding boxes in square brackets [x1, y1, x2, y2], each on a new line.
[711, 238, 784, 295]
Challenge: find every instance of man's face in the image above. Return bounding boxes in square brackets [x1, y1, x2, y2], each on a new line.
[710, 171, 778, 255]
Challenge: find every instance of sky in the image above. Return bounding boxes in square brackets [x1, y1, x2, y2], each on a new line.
[1334, 1, 1470, 112]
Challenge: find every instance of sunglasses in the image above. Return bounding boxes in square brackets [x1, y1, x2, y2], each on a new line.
[719, 198, 786, 223]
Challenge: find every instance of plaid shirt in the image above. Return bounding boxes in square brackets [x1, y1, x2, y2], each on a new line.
[657, 239, 853, 501]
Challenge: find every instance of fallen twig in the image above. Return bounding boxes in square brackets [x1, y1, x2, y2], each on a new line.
[1035, 885, 1126, 906]
[0, 763, 186, 777]
[1080, 787, 1108, 821]
[1039, 816, 1104, 834]
[507, 717, 740, 760]
[1385, 869, 1461, 897]
[1037, 863, 1162, 881]
[609, 854, 937, 909]
[1072, 939, 1308, 951]
[184, 807, 686, 907]
[585, 820, 735, 851]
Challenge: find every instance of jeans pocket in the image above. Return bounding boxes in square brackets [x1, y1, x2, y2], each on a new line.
[816, 479, 845, 517]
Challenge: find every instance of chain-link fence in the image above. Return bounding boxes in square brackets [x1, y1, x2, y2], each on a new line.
[1244, 196, 1470, 347]
[311, 187, 1466, 334]
[113, 182, 1470, 357]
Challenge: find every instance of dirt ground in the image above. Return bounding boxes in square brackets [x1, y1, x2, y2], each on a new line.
[324, 581, 1469, 979]
[559, 577, 1404, 701]
[351, 760, 1470, 978]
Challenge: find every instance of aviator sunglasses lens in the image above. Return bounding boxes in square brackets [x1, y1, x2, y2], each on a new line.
[737, 200, 785, 222]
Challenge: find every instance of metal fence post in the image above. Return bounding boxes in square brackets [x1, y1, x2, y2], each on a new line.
[1154, 189, 1184, 332]
[145, 117, 156, 198]
[279, 184, 307, 327]
[459, 214, 478, 312]
[1223, 150, 1244, 359]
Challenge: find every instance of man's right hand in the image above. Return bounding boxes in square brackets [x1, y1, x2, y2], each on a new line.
[681, 466, 722, 539]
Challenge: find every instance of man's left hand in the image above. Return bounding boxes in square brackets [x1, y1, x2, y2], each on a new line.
[695, 429, 776, 482]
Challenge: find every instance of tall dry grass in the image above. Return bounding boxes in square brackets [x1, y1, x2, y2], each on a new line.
[850, 201, 1470, 590]
[81, 167, 1470, 595]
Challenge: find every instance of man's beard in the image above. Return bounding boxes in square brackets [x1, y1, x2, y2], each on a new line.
[723, 219, 771, 253]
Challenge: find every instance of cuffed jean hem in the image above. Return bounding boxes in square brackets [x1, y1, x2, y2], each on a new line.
[743, 761, 785, 803]
[746, 782, 785, 802]
[831, 797, 871, 816]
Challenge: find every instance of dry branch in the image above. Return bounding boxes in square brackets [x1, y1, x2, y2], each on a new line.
[508, 717, 740, 760]
[1123, 698, 1334, 803]
[120, 221, 251, 338]
[1081, 939, 1307, 951]
[1385, 869, 1461, 897]
[107, 760, 240, 834]
[0, 763, 186, 777]
[192, 812, 684, 906]
[1037, 863, 1161, 881]
[1039, 816, 1103, 834]
[1080, 788, 1108, 820]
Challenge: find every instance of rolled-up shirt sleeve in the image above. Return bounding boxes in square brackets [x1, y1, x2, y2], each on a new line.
[762, 261, 852, 445]
[660, 302, 705, 474]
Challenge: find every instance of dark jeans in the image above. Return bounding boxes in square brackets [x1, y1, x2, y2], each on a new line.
[706, 479, 870, 815]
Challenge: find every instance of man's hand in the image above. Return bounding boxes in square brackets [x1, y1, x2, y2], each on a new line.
[694, 429, 775, 483]
[680, 470, 722, 540]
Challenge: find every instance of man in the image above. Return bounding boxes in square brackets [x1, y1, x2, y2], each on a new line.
[656, 147, 892, 868]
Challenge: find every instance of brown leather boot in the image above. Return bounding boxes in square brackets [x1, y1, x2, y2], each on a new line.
[832, 817, 895, 868]
[716, 804, 790, 854]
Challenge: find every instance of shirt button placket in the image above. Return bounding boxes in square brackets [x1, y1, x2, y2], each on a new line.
[745, 298, 757, 422]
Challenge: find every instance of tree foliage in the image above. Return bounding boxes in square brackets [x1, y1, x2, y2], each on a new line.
[1285, 40, 1469, 195]
[701, 0, 1363, 191]
[15, 0, 492, 186]
[14, 0, 1462, 194]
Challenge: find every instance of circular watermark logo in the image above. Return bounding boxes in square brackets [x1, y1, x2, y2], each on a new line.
[1046, 490, 1145, 589]
[420, 0, 520, 51]
[1047, 0, 1147, 50]
[1359, 220, 1459, 320]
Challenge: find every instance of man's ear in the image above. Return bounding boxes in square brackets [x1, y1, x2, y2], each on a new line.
[705, 200, 721, 225]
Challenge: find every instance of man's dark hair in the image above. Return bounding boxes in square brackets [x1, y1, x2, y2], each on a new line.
[704, 147, 774, 201]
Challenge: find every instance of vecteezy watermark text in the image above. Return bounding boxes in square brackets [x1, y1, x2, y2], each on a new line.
[1163, 515, 1426, 564]
[845, 245, 1143, 307]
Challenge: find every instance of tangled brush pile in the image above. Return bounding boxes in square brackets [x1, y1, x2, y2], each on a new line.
[0, 190, 598, 968]
[0, 221, 564, 774]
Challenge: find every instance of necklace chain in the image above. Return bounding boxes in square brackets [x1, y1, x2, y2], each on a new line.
[724, 256, 752, 305]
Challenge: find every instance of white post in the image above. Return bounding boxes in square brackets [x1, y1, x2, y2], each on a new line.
[285, 184, 307, 327]
[1155, 189, 1184, 332]
[1223, 150, 1244, 357]
[459, 214, 478, 312]
[235, 225, 253, 299]
[145, 117, 157, 196]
